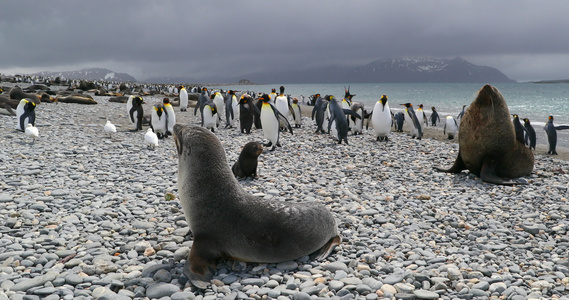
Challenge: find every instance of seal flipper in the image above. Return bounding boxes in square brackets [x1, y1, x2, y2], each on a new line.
[433, 150, 466, 173]
[310, 235, 341, 261]
[184, 238, 219, 289]
[479, 159, 526, 186]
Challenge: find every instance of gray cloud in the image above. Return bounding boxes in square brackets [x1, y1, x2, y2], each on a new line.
[1, 0, 569, 82]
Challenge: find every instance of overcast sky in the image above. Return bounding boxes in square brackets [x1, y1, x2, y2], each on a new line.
[1, 1, 568, 82]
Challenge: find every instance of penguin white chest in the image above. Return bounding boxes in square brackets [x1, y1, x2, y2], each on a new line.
[261, 105, 279, 143]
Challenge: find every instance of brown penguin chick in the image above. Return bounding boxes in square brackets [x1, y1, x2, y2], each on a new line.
[232, 141, 263, 178]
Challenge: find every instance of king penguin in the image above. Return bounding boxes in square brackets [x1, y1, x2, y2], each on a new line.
[212, 91, 225, 124]
[225, 90, 238, 128]
[512, 114, 526, 144]
[349, 102, 366, 135]
[369, 95, 391, 141]
[393, 112, 405, 132]
[291, 98, 302, 128]
[194, 87, 209, 118]
[179, 86, 189, 111]
[417, 104, 428, 127]
[151, 103, 168, 139]
[201, 98, 218, 132]
[268, 88, 277, 105]
[275, 86, 292, 131]
[311, 94, 327, 134]
[430, 106, 440, 126]
[401, 103, 422, 139]
[16, 98, 36, 131]
[163, 98, 176, 136]
[259, 93, 293, 151]
[443, 115, 458, 140]
[523, 118, 536, 150]
[544, 115, 569, 155]
[126, 95, 144, 131]
[327, 95, 361, 144]
[238, 94, 255, 134]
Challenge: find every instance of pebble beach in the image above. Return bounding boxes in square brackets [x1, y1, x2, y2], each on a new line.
[1, 83, 569, 300]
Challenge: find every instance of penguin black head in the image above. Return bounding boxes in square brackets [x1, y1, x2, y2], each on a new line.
[419, 104, 424, 109]
[134, 96, 143, 105]
[380, 95, 388, 105]
[154, 104, 164, 117]
[240, 94, 251, 104]
[259, 94, 271, 103]
[523, 118, 530, 124]
[400, 103, 412, 108]
[271, 88, 276, 93]
[512, 114, 519, 120]
[228, 90, 234, 95]
[431, 106, 436, 111]
[324, 95, 334, 101]
[163, 98, 170, 104]
[292, 98, 299, 104]
[548, 115, 554, 121]
[344, 86, 355, 99]
[279, 86, 285, 95]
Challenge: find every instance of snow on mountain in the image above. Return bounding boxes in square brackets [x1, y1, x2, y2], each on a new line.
[33, 68, 136, 82]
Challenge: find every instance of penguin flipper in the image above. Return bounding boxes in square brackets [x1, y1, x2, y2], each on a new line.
[343, 109, 361, 119]
[276, 111, 293, 135]
[555, 125, 569, 130]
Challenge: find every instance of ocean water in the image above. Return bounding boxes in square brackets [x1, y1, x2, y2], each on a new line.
[216, 82, 569, 149]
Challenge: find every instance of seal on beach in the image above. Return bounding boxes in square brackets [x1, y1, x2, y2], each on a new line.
[173, 124, 340, 289]
[232, 141, 263, 178]
[0, 96, 17, 116]
[434, 84, 534, 185]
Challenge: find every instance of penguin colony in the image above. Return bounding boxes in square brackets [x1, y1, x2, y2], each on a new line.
[2, 77, 565, 172]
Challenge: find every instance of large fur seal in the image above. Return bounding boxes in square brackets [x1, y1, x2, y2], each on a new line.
[173, 124, 340, 288]
[434, 84, 534, 185]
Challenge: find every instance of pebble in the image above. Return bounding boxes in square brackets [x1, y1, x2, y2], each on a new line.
[0, 82, 568, 299]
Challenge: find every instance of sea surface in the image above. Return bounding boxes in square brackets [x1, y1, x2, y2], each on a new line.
[216, 82, 569, 149]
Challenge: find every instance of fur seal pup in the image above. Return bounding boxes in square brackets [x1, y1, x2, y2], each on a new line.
[434, 85, 534, 185]
[232, 141, 263, 178]
[173, 124, 340, 288]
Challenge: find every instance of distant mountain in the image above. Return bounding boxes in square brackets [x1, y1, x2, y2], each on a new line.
[33, 68, 137, 82]
[241, 57, 516, 84]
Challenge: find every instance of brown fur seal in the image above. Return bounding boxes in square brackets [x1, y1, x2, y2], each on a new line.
[173, 124, 340, 288]
[9, 86, 40, 104]
[434, 84, 534, 185]
[57, 95, 98, 105]
[232, 141, 263, 178]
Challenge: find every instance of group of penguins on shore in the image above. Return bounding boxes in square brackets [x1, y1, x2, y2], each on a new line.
[11, 83, 569, 156]
[113, 85, 569, 155]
